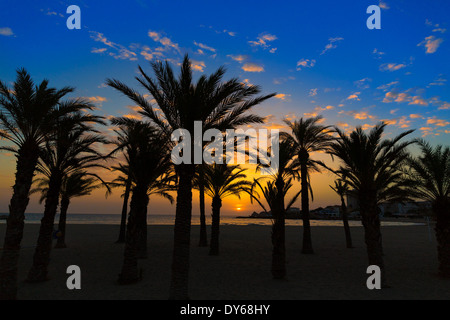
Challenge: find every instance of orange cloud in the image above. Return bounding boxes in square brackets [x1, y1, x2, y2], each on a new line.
[362, 123, 375, 130]
[84, 96, 107, 103]
[352, 111, 375, 120]
[418, 35, 443, 54]
[409, 96, 428, 106]
[191, 60, 206, 72]
[346, 92, 361, 101]
[242, 63, 264, 72]
[274, 93, 291, 101]
[380, 63, 406, 72]
[228, 54, 248, 62]
[296, 59, 316, 71]
[427, 117, 450, 127]
[438, 102, 450, 110]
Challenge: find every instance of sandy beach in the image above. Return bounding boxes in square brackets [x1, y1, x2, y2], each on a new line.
[1, 222, 449, 300]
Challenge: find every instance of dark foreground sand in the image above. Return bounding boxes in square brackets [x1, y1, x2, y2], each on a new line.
[1, 223, 449, 300]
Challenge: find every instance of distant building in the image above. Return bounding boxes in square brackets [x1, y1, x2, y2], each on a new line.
[346, 194, 431, 217]
[379, 201, 432, 217]
[311, 205, 340, 219]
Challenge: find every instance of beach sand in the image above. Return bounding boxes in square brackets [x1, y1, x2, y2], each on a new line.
[1, 222, 449, 300]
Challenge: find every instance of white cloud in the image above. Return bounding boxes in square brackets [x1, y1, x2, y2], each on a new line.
[193, 41, 216, 53]
[354, 78, 372, 89]
[90, 31, 138, 61]
[0, 27, 14, 37]
[377, 81, 399, 91]
[321, 37, 344, 55]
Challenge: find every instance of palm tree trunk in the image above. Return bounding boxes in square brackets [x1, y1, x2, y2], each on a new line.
[271, 215, 286, 279]
[340, 195, 353, 248]
[272, 178, 286, 279]
[169, 164, 194, 300]
[0, 143, 39, 300]
[209, 196, 222, 256]
[198, 170, 208, 247]
[118, 184, 148, 284]
[300, 158, 313, 254]
[360, 190, 386, 286]
[136, 199, 148, 259]
[434, 198, 450, 278]
[116, 176, 132, 244]
[55, 197, 70, 249]
[27, 172, 63, 282]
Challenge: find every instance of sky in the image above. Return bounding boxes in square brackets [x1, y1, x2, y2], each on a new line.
[0, 0, 449, 216]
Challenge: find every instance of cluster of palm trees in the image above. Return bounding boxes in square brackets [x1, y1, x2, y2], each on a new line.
[0, 56, 449, 300]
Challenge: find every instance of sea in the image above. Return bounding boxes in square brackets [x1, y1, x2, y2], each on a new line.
[0, 213, 425, 227]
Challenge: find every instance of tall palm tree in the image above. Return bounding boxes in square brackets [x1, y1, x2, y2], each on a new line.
[109, 163, 175, 249]
[328, 122, 414, 286]
[282, 116, 334, 254]
[56, 171, 105, 249]
[330, 178, 353, 248]
[249, 177, 301, 279]
[109, 117, 174, 284]
[106, 55, 275, 299]
[31, 170, 104, 249]
[250, 138, 300, 278]
[0, 69, 95, 299]
[197, 164, 208, 247]
[136, 169, 176, 259]
[26, 113, 106, 282]
[110, 163, 132, 244]
[198, 164, 251, 255]
[405, 140, 450, 277]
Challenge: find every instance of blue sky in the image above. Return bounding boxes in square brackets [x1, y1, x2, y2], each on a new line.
[0, 0, 449, 214]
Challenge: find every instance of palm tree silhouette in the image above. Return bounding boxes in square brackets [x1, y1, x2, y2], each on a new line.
[328, 122, 414, 286]
[26, 112, 106, 282]
[282, 116, 333, 254]
[109, 117, 173, 284]
[197, 163, 209, 247]
[110, 163, 132, 244]
[330, 178, 353, 248]
[0, 69, 96, 299]
[250, 138, 300, 278]
[405, 140, 450, 277]
[31, 170, 106, 249]
[198, 164, 251, 255]
[106, 55, 275, 299]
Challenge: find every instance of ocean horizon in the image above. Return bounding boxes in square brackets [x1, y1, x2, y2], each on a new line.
[0, 213, 425, 227]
